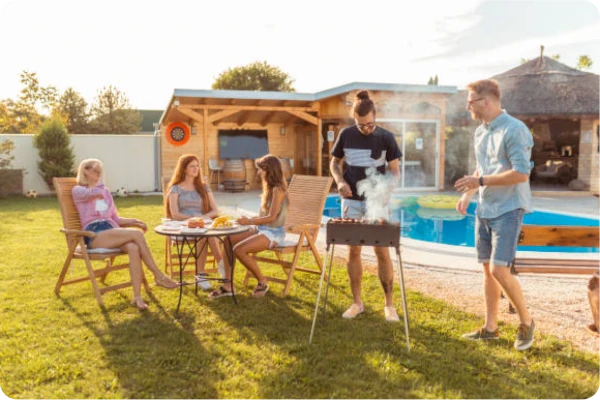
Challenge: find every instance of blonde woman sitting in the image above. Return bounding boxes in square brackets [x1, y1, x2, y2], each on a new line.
[72, 159, 179, 311]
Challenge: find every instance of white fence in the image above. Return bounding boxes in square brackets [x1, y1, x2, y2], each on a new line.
[0, 134, 159, 195]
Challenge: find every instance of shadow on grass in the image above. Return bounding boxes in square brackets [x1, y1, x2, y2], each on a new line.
[60, 292, 223, 399]
[205, 269, 599, 399]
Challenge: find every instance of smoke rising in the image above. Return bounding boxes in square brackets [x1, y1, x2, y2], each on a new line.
[356, 167, 397, 221]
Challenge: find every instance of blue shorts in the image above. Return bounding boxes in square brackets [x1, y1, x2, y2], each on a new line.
[256, 226, 286, 248]
[476, 208, 525, 267]
[341, 198, 389, 220]
[83, 220, 114, 247]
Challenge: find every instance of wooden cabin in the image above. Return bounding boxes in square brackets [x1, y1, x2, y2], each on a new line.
[158, 82, 457, 191]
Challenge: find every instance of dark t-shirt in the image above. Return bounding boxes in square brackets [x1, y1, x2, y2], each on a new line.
[331, 125, 402, 200]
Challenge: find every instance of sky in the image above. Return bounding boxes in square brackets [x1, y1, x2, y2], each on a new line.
[0, 0, 598, 110]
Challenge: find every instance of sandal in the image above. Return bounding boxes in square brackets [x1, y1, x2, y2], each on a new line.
[131, 296, 149, 311]
[155, 275, 180, 290]
[252, 282, 269, 297]
[208, 286, 234, 299]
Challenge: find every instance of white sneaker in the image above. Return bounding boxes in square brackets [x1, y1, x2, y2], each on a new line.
[195, 273, 212, 291]
[342, 303, 364, 319]
[384, 306, 400, 322]
[217, 260, 225, 278]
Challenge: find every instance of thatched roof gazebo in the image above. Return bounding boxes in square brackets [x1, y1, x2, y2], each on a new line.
[447, 54, 599, 193]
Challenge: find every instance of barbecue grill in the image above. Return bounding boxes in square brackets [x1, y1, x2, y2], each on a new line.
[309, 218, 411, 351]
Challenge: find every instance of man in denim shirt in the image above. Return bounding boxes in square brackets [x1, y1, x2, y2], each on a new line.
[454, 79, 535, 351]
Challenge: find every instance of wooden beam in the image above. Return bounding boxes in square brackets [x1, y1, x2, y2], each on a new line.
[283, 114, 296, 125]
[285, 110, 318, 125]
[519, 226, 599, 247]
[207, 109, 241, 124]
[183, 104, 319, 112]
[175, 107, 204, 123]
[260, 111, 277, 127]
[316, 117, 322, 176]
[236, 110, 252, 127]
[203, 108, 208, 177]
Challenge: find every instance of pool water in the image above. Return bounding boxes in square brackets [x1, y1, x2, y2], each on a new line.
[323, 195, 599, 253]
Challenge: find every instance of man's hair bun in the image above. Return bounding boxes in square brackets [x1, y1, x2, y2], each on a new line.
[352, 90, 375, 117]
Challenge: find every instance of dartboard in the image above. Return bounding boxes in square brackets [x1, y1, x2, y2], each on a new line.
[165, 122, 190, 146]
[171, 126, 186, 141]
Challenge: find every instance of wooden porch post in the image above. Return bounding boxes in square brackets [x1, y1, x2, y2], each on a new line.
[317, 118, 322, 176]
[203, 107, 208, 177]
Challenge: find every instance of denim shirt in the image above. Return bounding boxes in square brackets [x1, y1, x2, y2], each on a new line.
[475, 111, 533, 218]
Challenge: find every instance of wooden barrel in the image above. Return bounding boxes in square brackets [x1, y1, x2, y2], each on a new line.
[222, 159, 246, 192]
[280, 158, 293, 182]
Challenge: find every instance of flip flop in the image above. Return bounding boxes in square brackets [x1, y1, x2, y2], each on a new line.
[252, 282, 269, 297]
[208, 286, 234, 299]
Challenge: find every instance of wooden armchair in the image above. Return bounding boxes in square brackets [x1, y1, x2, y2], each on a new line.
[53, 177, 150, 307]
[244, 175, 333, 296]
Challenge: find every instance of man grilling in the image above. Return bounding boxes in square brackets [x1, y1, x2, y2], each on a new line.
[329, 90, 402, 322]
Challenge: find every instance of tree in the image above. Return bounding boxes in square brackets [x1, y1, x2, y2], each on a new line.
[212, 61, 295, 92]
[551, 54, 561, 61]
[0, 138, 17, 195]
[576, 55, 593, 71]
[57, 88, 90, 134]
[88, 86, 141, 134]
[0, 139, 15, 169]
[0, 71, 59, 133]
[428, 75, 439, 85]
[0, 100, 12, 133]
[33, 117, 75, 188]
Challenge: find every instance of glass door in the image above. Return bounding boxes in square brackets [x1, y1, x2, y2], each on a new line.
[404, 121, 438, 188]
[379, 119, 439, 189]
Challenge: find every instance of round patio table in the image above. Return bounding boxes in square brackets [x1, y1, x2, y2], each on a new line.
[154, 223, 250, 314]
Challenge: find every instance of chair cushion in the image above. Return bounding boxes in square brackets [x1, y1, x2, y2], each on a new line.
[76, 245, 121, 254]
[276, 233, 309, 248]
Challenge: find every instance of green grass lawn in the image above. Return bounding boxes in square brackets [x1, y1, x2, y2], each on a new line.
[0, 195, 598, 399]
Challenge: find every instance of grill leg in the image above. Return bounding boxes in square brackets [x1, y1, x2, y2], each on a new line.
[309, 244, 333, 345]
[395, 246, 410, 352]
[321, 244, 336, 318]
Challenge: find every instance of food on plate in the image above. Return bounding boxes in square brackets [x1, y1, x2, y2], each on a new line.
[211, 215, 235, 228]
[187, 217, 205, 228]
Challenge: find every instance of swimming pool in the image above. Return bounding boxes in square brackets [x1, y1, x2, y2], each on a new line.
[323, 195, 599, 253]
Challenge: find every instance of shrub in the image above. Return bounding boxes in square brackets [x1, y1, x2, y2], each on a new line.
[33, 118, 75, 188]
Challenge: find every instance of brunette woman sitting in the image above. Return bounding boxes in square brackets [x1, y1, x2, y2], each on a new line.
[209, 154, 289, 298]
[165, 154, 225, 290]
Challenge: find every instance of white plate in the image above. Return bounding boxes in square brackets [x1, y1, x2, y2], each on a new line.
[180, 227, 208, 234]
[164, 220, 186, 227]
[160, 225, 181, 231]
